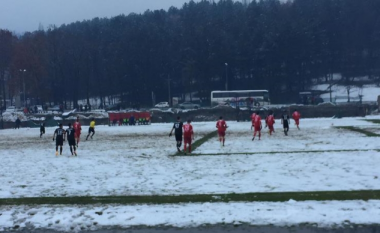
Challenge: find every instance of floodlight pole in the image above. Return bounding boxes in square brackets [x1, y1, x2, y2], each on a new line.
[19, 69, 27, 107]
[225, 63, 228, 91]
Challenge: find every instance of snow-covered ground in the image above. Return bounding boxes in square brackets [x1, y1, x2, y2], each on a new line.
[313, 83, 379, 103]
[1, 116, 380, 231]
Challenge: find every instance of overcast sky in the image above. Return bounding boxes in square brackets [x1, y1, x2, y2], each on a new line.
[0, 0, 204, 33]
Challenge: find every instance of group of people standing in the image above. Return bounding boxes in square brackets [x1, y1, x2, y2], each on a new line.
[169, 109, 301, 154]
[250, 109, 301, 140]
[46, 117, 96, 156]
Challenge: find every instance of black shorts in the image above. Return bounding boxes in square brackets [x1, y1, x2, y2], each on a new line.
[68, 139, 76, 146]
[88, 127, 95, 134]
[283, 122, 289, 128]
[56, 138, 63, 146]
[175, 134, 182, 142]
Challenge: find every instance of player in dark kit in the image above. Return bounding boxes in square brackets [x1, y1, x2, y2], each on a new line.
[281, 110, 290, 136]
[66, 123, 77, 156]
[53, 123, 66, 156]
[169, 116, 183, 152]
[40, 122, 45, 138]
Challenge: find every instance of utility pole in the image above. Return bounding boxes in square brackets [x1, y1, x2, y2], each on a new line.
[225, 63, 228, 91]
[166, 76, 171, 107]
[19, 69, 27, 108]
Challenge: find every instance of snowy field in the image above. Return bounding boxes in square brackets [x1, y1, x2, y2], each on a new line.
[1, 116, 380, 231]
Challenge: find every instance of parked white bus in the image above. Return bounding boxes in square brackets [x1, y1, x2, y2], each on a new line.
[211, 90, 270, 107]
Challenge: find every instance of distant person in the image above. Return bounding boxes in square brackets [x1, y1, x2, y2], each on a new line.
[40, 122, 45, 138]
[73, 116, 82, 146]
[86, 118, 96, 140]
[66, 123, 77, 156]
[53, 123, 65, 156]
[129, 115, 135, 125]
[252, 111, 262, 141]
[292, 109, 301, 130]
[281, 110, 290, 136]
[15, 118, 21, 129]
[265, 111, 275, 136]
[216, 116, 228, 147]
[169, 116, 183, 152]
[183, 119, 194, 154]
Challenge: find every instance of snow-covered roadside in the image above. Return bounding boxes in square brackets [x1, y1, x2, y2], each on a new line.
[1, 200, 380, 232]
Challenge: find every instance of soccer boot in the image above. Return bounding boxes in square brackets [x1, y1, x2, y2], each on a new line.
[55, 151, 58, 156]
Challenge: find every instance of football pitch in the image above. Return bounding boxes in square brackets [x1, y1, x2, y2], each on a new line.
[1, 116, 380, 231]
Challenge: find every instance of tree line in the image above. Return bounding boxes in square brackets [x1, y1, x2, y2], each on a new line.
[0, 0, 379, 109]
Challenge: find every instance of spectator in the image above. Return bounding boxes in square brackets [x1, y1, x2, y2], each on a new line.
[129, 115, 135, 125]
[15, 118, 21, 129]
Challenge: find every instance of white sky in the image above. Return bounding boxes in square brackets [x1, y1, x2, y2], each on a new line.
[0, 0, 203, 33]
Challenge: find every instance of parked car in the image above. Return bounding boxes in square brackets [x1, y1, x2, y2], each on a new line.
[36, 105, 43, 113]
[48, 105, 61, 112]
[154, 102, 169, 108]
[178, 102, 201, 109]
[5, 106, 17, 113]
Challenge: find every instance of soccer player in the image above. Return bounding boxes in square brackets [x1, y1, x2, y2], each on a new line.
[183, 119, 194, 154]
[73, 116, 82, 146]
[265, 111, 275, 135]
[169, 116, 183, 152]
[292, 109, 301, 130]
[66, 123, 77, 156]
[86, 118, 95, 140]
[250, 112, 256, 130]
[281, 110, 290, 136]
[216, 116, 228, 146]
[252, 111, 262, 141]
[53, 123, 65, 156]
[40, 122, 45, 138]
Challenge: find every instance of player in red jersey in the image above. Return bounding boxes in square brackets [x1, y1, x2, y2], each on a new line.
[250, 112, 256, 130]
[292, 109, 301, 130]
[216, 116, 228, 147]
[73, 116, 82, 146]
[183, 119, 194, 154]
[252, 111, 262, 141]
[265, 110, 275, 135]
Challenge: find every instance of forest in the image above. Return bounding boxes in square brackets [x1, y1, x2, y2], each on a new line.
[0, 0, 379, 109]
